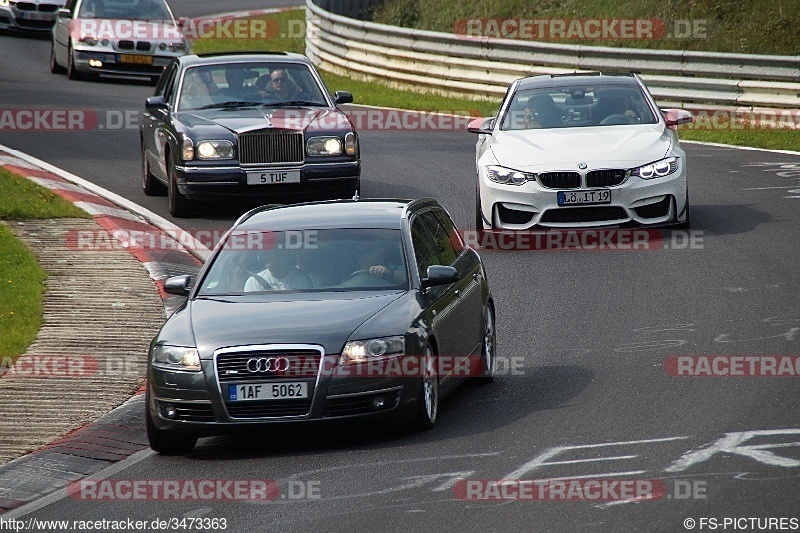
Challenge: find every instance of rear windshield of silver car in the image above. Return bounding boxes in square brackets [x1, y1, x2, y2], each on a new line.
[198, 228, 409, 295]
[500, 84, 657, 130]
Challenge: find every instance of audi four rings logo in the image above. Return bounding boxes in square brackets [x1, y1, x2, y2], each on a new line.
[246, 357, 290, 373]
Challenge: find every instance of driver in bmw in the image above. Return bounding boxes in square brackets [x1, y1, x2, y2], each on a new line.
[244, 249, 312, 291]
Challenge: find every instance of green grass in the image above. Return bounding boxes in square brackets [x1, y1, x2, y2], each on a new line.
[0, 167, 89, 362]
[189, 10, 306, 55]
[0, 224, 47, 359]
[192, 8, 800, 153]
[375, 0, 800, 55]
[678, 128, 800, 152]
[0, 168, 90, 219]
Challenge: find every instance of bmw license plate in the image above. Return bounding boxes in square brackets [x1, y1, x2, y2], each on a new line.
[119, 54, 153, 64]
[557, 189, 611, 206]
[246, 170, 301, 185]
[227, 382, 307, 401]
[21, 12, 54, 20]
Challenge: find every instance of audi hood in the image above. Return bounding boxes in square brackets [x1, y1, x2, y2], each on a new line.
[156, 291, 406, 358]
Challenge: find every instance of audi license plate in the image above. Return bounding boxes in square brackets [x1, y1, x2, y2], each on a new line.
[246, 170, 301, 185]
[557, 189, 611, 206]
[227, 382, 307, 401]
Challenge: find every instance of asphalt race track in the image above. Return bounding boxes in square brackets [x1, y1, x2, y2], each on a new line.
[1, 2, 799, 530]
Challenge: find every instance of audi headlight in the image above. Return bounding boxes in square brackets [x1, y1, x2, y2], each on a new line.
[196, 140, 234, 160]
[151, 345, 201, 371]
[0, 0, 9, 7]
[340, 336, 405, 365]
[307, 136, 343, 156]
[181, 136, 194, 161]
[487, 165, 534, 186]
[629, 157, 678, 179]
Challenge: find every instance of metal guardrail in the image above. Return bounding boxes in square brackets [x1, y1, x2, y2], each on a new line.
[306, 0, 800, 109]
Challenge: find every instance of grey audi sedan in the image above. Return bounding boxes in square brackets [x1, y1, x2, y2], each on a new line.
[146, 199, 496, 454]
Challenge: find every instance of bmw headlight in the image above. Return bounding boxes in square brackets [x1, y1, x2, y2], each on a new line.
[487, 165, 535, 186]
[629, 157, 678, 179]
[151, 345, 201, 371]
[306, 136, 343, 156]
[340, 336, 405, 365]
[196, 140, 234, 160]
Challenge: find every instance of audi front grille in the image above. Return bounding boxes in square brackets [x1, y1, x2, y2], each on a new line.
[238, 131, 304, 165]
[216, 349, 321, 383]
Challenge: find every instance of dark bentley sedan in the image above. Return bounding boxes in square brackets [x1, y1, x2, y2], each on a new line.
[140, 52, 360, 217]
[146, 199, 496, 453]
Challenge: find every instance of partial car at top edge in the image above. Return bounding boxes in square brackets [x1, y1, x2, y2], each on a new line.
[50, 0, 188, 82]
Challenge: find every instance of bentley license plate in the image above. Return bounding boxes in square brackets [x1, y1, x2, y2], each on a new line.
[557, 189, 611, 206]
[246, 170, 301, 185]
[227, 382, 307, 401]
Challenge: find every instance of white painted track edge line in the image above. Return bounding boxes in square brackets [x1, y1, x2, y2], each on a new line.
[0, 143, 211, 262]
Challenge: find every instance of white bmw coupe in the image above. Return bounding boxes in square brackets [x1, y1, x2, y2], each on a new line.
[469, 72, 693, 229]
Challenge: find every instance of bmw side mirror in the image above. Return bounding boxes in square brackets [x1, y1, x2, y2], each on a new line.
[164, 275, 192, 296]
[467, 117, 494, 134]
[146, 96, 169, 111]
[663, 109, 694, 127]
[334, 91, 353, 105]
[57, 8, 70, 17]
[422, 265, 459, 288]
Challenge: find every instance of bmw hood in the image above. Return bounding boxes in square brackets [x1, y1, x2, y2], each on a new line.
[177, 107, 353, 134]
[488, 123, 673, 170]
[176, 291, 404, 357]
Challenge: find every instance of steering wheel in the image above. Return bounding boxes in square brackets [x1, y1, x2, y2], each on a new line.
[346, 269, 374, 280]
[599, 114, 638, 126]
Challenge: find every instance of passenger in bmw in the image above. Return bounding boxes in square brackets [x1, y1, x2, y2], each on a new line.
[243, 249, 312, 291]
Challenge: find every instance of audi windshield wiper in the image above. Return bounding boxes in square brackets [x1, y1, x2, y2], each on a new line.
[195, 101, 263, 110]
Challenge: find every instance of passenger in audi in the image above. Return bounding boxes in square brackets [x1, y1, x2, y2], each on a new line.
[244, 249, 312, 291]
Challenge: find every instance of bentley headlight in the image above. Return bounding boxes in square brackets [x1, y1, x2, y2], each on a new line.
[340, 336, 405, 365]
[151, 345, 201, 371]
[487, 165, 534, 186]
[307, 136, 343, 156]
[344, 132, 357, 156]
[181, 136, 194, 161]
[629, 157, 678, 179]
[196, 140, 234, 160]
